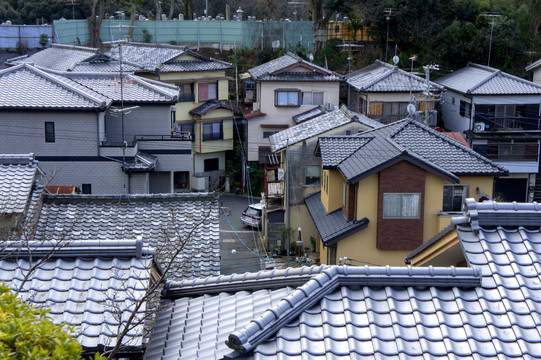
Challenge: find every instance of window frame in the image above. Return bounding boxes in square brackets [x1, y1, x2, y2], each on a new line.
[203, 158, 220, 172]
[45, 122, 55, 143]
[301, 91, 324, 106]
[198, 82, 218, 102]
[202, 121, 223, 141]
[305, 165, 321, 186]
[81, 184, 91, 194]
[382, 193, 421, 219]
[459, 100, 471, 118]
[442, 184, 469, 212]
[275, 89, 301, 107]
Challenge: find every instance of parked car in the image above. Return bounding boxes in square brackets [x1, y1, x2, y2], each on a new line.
[240, 203, 264, 228]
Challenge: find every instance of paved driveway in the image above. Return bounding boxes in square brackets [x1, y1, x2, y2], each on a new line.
[219, 194, 267, 275]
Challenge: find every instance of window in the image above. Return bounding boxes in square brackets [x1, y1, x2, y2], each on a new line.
[263, 131, 279, 138]
[305, 165, 321, 186]
[202, 121, 223, 141]
[275, 90, 300, 107]
[178, 123, 195, 141]
[45, 122, 55, 143]
[302, 91, 324, 105]
[459, 100, 471, 118]
[81, 184, 91, 194]
[383, 193, 420, 218]
[342, 183, 347, 207]
[198, 83, 217, 101]
[204, 158, 219, 172]
[443, 185, 469, 212]
[327, 246, 337, 265]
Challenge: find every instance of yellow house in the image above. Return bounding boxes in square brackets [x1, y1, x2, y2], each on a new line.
[108, 42, 235, 191]
[306, 119, 507, 266]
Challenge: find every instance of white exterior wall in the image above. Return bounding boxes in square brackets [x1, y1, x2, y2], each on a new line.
[248, 80, 340, 162]
[532, 68, 541, 85]
[440, 90, 472, 132]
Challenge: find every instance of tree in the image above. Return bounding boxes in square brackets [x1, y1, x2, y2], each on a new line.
[0, 285, 84, 359]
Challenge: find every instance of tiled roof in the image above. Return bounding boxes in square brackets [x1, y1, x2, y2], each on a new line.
[436, 62, 541, 95]
[0, 64, 111, 110]
[61, 72, 179, 103]
[292, 105, 326, 123]
[189, 100, 233, 115]
[145, 198, 541, 360]
[347, 59, 444, 92]
[33, 193, 220, 279]
[318, 136, 372, 167]
[71, 60, 145, 73]
[320, 119, 507, 183]
[0, 153, 41, 214]
[105, 43, 232, 72]
[269, 106, 376, 152]
[525, 58, 541, 71]
[0, 239, 153, 353]
[5, 44, 99, 71]
[248, 52, 341, 81]
[304, 192, 369, 245]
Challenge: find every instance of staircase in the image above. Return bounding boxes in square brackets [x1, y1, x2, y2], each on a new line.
[534, 162, 541, 202]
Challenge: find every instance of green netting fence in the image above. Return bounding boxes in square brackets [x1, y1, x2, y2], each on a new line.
[53, 19, 314, 52]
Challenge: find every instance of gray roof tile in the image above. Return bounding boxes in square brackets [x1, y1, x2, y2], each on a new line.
[62, 72, 179, 103]
[0, 251, 152, 352]
[347, 60, 443, 92]
[33, 193, 220, 279]
[436, 62, 541, 95]
[145, 198, 541, 360]
[291, 105, 326, 123]
[0, 64, 111, 109]
[304, 192, 369, 246]
[269, 106, 377, 152]
[248, 53, 341, 82]
[5, 44, 99, 71]
[189, 100, 232, 115]
[319, 119, 506, 182]
[0, 154, 40, 214]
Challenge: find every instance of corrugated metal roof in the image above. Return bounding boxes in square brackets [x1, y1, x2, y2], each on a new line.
[144, 198, 541, 359]
[0, 64, 111, 109]
[0, 153, 39, 214]
[436, 62, 541, 95]
[5, 44, 99, 71]
[347, 59, 443, 92]
[33, 193, 220, 280]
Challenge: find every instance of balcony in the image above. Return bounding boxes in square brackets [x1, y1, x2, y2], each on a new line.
[178, 93, 195, 102]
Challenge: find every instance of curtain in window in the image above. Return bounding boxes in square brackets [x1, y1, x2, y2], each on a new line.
[198, 83, 209, 101]
[313, 92, 324, 105]
[401, 194, 420, 217]
[277, 92, 288, 105]
[302, 92, 312, 105]
[212, 122, 221, 136]
[288, 92, 298, 105]
[208, 83, 217, 100]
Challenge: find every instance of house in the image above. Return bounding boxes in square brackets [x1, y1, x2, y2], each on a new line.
[306, 119, 506, 266]
[5, 43, 100, 70]
[264, 106, 381, 252]
[144, 198, 541, 359]
[436, 62, 541, 202]
[0, 63, 191, 194]
[346, 59, 444, 125]
[102, 42, 236, 191]
[244, 52, 343, 163]
[6, 42, 236, 192]
[525, 58, 541, 85]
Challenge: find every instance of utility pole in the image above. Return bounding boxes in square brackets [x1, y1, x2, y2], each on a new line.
[382, 8, 397, 62]
[483, 13, 500, 67]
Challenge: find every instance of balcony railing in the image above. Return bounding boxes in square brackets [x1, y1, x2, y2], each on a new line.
[101, 133, 191, 147]
[367, 114, 405, 124]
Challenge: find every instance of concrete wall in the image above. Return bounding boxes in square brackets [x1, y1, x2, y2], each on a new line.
[247, 80, 341, 161]
[105, 105, 172, 142]
[0, 111, 100, 156]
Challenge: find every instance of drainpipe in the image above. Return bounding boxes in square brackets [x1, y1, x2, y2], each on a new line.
[286, 139, 290, 256]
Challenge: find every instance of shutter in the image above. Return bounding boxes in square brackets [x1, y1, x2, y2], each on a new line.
[369, 101, 382, 115]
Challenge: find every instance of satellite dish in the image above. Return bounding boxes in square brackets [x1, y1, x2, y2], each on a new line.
[407, 104, 416, 116]
[392, 55, 399, 65]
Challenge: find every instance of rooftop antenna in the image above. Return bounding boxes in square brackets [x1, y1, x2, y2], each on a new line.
[382, 8, 398, 61]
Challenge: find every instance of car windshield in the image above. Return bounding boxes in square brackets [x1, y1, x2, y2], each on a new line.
[245, 206, 261, 217]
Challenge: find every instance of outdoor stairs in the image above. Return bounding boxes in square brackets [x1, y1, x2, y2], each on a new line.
[534, 162, 541, 202]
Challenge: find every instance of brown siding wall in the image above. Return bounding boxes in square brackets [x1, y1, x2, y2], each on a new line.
[377, 161, 425, 250]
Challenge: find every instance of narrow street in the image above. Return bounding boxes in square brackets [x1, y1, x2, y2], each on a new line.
[219, 194, 267, 274]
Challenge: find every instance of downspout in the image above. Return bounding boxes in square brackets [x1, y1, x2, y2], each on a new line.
[286, 139, 290, 256]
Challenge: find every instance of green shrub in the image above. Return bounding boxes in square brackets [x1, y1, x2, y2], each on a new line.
[0, 285, 83, 359]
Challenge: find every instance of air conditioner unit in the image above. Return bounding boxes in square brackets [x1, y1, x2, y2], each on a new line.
[474, 122, 485, 132]
[326, 101, 333, 111]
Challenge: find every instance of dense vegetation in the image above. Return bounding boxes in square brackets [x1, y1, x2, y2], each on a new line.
[1, 0, 539, 75]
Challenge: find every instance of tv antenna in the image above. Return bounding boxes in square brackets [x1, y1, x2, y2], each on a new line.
[382, 8, 398, 61]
